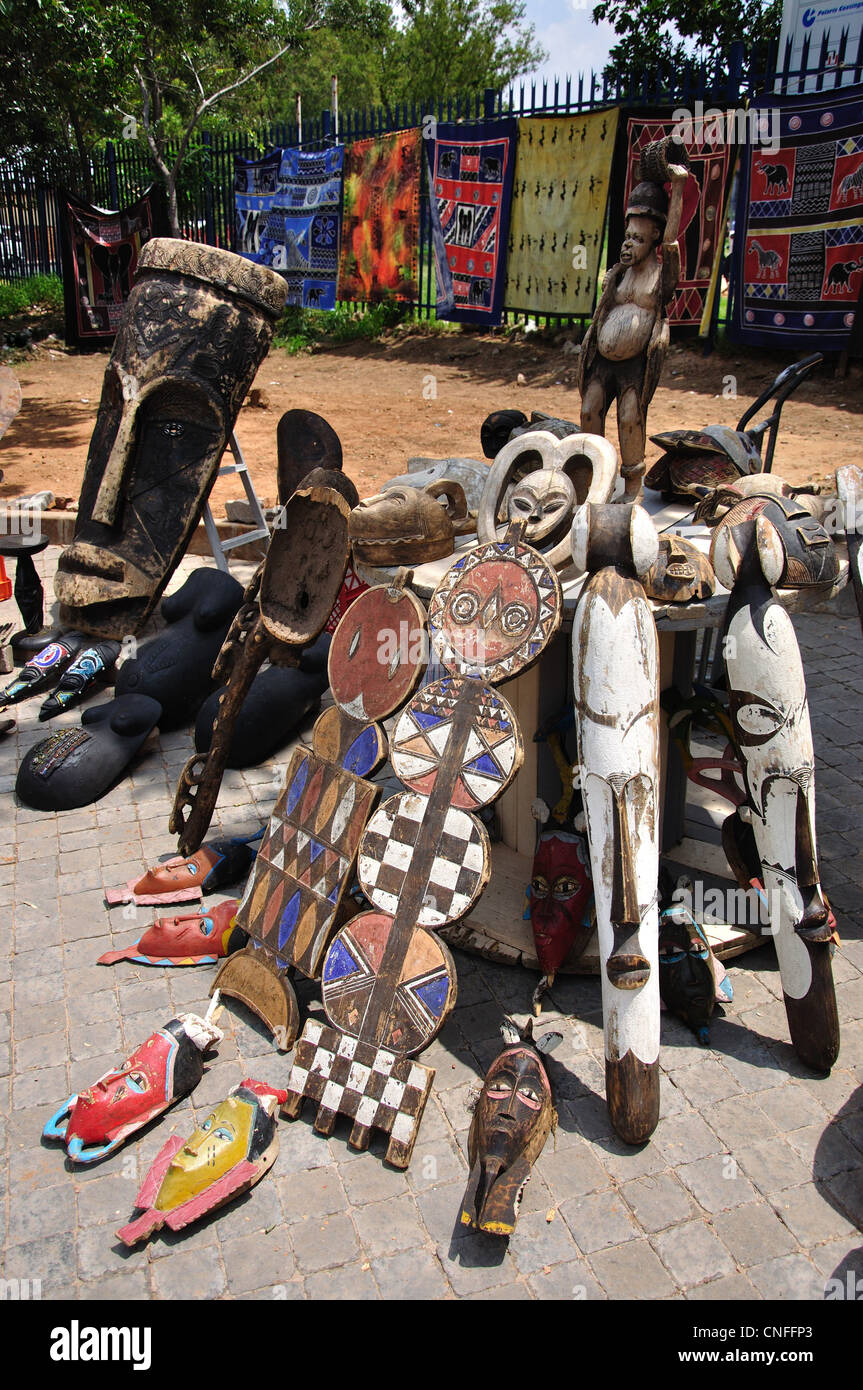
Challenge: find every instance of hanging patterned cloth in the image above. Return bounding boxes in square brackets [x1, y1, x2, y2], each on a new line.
[59, 187, 168, 348]
[426, 117, 518, 325]
[233, 151, 282, 264]
[259, 146, 345, 309]
[730, 86, 863, 350]
[504, 109, 619, 316]
[607, 111, 734, 328]
[338, 129, 421, 301]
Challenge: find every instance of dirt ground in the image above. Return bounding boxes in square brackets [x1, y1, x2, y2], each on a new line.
[1, 329, 861, 508]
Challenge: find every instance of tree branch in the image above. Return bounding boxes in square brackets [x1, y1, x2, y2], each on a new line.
[197, 41, 294, 113]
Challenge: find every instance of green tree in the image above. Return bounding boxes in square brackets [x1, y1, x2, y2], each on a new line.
[380, 0, 546, 106]
[591, 0, 781, 83]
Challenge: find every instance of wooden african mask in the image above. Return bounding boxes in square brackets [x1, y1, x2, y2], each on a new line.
[54, 239, 287, 637]
[477, 429, 619, 571]
[43, 1008, 223, 1163]
[710, 507, 839, 1073]
[349, 481, 473, 565]
[658, 905, 717, 1045]
[570, 501, 662, 1145]
[530, 828, 593, 978]
[643, 535, 715, 603]
[97, 899, 244, 968]
[460, 1020, 560, 1236]
[710, 494, 839, 591]
[116, 1079, 287, 1246]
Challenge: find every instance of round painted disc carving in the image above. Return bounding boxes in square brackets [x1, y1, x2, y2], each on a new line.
[312, 705, 386, 778]
[390, 676, 522, 809]
[357, 792, 489, 927]
[428, 539, 561, 683]
[328, 584, 427, 723]
[322, 911, 457, 1053]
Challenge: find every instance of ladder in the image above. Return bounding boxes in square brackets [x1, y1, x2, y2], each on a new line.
[201, 432, 270, 572]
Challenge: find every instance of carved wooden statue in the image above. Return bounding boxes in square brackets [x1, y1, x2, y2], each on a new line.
[571, 500, 662, 1144]
[578, 138, 691, 497]
[710, 497, 840, 1072]
[54, 238, 287, 637]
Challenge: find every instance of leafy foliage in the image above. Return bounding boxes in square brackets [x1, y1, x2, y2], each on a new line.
[0, 273, 63, 319]
[591, 0, 781, 81]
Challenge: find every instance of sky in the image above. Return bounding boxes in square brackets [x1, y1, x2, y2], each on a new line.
[517, 0, 618, 90]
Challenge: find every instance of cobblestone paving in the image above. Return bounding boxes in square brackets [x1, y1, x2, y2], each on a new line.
[1, 549, 861, 1301]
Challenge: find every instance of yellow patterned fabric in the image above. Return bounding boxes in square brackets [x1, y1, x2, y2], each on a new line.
[504, 109, 619, 316]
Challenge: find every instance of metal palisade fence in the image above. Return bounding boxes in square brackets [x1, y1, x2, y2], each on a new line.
[1, 35, 862, 329]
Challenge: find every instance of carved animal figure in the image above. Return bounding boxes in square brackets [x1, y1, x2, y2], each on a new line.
[838, 162, 863, 202]
[757, 161, 789, 195]
[825, 258, 863, 294]
[750, 239, 782, 278]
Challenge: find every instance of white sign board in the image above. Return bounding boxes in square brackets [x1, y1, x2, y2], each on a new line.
[778, 0, 863, 89]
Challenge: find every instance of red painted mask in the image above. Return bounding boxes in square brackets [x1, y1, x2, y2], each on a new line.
[43, 1013, 223, 1163]
[530, 829, 593, 975]
[97, 899, 243, 967]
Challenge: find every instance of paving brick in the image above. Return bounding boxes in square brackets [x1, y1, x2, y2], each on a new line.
[535, 1138, 611, 1200]
[713, 1200, 798, 1266]
[339, 1151, 410, 1205]
[527, 1258, 606, 1301]
[653, 1220, 736, 1287]
[620, 1173, 695, 1233]
[436, 1235, 516, 1296]
[748, 1252, 824, 1300]
[560, 1190, 639, 1253]
[304, 1261, 379, 1299]
[152, 1244, 226, 1300]
[735, 1138, 814, 1195]
[222, 1228, 295, 1294]
[277, 1165, 346, 1224]
[676, 1153, 758, 1213]
[507, 1207, 580, 1274]
[589, 1239, 677, 1299]
[354, 1193, 427, 1259]
[371, 1249, 450, 1300]
[291, 1213, 360, 1274]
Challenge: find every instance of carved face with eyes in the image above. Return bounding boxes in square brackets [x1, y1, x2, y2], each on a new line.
[530, 829, 593, 975]
[155, 1094, 255, 1211]
[63, 1028, 180, 1149]
[349, 482, 467, 564]
[620, 213, 661, 267]
[440, 559, 539, 671]
[474, 1046, 553, 1164]
[328, 584, 427, 723]
[506, 469, 576, 546]
[56, 248, 276, 636]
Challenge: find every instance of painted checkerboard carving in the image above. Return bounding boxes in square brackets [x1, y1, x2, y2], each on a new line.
[357, 792, 489, 927]
[282, 1020, 434, 1167]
